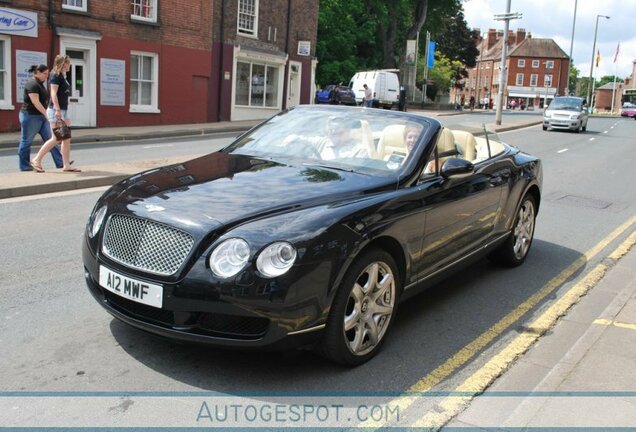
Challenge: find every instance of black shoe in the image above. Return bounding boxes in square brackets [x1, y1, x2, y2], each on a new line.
[21, 167, 34, 172]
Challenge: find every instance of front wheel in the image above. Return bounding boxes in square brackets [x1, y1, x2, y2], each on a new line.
[320, 248, 400, 366]
[488, 194, 537, 267]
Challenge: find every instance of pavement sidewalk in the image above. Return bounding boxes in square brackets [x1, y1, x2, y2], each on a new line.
[0, 109, 541, 199]
[445, 232, 636, 429]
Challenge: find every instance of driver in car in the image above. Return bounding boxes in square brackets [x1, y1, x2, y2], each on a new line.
[318, 117, 369, 160]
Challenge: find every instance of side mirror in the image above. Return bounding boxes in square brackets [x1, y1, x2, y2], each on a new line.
[441, 158, 474, 178]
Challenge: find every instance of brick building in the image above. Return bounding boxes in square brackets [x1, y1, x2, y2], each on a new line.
[457, 28, 569, 110]
[0, 1, 318, 132]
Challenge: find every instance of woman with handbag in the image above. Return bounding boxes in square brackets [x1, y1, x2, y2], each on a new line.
[31, 55, 80, 173]
[17, 64, 65, 171]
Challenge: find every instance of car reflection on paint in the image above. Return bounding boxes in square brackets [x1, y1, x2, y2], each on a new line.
[83, 105, 542, 365]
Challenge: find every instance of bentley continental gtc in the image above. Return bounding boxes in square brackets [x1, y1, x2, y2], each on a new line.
[83, 105, 542, 365]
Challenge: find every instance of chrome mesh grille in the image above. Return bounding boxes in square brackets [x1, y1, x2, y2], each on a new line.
[103, 214, 194, 275]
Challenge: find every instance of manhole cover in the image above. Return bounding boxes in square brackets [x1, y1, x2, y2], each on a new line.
[556, 194, 613, 209]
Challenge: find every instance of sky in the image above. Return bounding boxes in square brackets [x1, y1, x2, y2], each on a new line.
[462, 0, 635, 80]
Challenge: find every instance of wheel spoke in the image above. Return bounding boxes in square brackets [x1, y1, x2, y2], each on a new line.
[372, 272, 394, 302]
[365, 316, 379, 346]
[350, 327, 365, 353]
[344, 308, 360, 332]
[363, 263, 379, 293]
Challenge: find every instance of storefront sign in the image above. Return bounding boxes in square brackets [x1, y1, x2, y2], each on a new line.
[100, 58, 126, 106]
[297, 41, 311, 56]
[0, 7, 38, 38]
[16, 50, 47, 101]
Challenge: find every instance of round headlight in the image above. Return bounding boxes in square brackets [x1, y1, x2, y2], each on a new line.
[90, 206, 107, 238]
[256, 242, 297, 278]
[209, 238, 250, 278]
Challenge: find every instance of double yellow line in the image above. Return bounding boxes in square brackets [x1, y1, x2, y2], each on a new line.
[359, 214, 636, 429]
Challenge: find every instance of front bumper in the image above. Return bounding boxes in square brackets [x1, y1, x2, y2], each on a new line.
[82, 236, 329, 349]
[544, 118, 581, 130]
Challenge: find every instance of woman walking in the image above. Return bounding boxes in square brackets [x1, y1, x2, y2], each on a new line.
[17, 64, 64, 171]
[31, 55, 80, 173]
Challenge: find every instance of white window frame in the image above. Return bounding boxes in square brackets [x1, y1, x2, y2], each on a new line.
[0, 36, 12, 110]
[130, 51, 160, 113]
[238, 0, 259, 37]
[545, 60, 554, 69]
[131, 0, 157, 23]
[516, 73, 524, 86]
[234, 60, 281, 108]
[532, 59, 540, 68]
[544, 74, 553, 88]
[517, 59, 525, 67]
[530, 74, 538, 86]
[62, 0, 87, 12]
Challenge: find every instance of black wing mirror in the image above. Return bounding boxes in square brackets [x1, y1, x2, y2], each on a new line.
[441, 158, 474, 178]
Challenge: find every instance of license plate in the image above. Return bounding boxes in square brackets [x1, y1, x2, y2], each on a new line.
[99, 265, 163, 308]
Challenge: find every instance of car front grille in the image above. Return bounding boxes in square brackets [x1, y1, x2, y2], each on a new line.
[102, 214, 194, 276]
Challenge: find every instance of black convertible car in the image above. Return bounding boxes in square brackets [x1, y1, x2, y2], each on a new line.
[83, 105, 542, 365]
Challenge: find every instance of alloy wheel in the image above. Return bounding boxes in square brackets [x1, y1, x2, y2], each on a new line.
[513, 199, 535, 260]
[343, 261, 396, 356]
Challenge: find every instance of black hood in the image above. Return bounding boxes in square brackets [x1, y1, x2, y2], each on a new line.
[108, 152, 392, 233]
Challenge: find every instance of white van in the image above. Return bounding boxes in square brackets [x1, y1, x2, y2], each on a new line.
[349, 70, 400, 109]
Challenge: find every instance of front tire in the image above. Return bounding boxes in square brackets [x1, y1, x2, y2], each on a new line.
[489, 194, 537, 267]
[320, 248, 400, 366]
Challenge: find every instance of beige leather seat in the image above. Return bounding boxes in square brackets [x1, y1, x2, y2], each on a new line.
[377, 124, 406, 159]
[451, 130, 477, 161]
[427, 128, 457, 173]
[359, 120, 377, 158]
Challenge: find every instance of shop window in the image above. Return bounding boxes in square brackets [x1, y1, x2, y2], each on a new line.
[530, 74, 538, 86]
[238, 0, 258, 37]
[131, 0, 157, 23]
[130, 52, 159, 112]
[235, 60, 280, 108]
[0, 37, 11, 110]
[516, 73, 524, 86]
[62, 0, 87, 12]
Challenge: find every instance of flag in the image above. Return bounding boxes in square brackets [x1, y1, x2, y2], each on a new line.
[613, 43, 620, 63]
[596, 50, 601, 67]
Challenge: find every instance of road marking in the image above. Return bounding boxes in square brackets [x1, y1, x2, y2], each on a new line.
[143, 144, 174, 149]
[604, 131, 609, 134]
[412, 228, 636, 428]
[0, 186, 109, 204]
[358, 214, 636, 430]
[593, 319, 636, 332]
[557, 149, 568, 154]
[589, 138, 595, 141]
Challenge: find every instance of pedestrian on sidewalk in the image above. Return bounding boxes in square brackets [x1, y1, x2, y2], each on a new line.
[362, 84, 373, 107]
[31, 55, 80, 173]
[17, 64, 64, 172]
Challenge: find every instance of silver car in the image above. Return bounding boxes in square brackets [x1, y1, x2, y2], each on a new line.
[543, 96, 589, 133]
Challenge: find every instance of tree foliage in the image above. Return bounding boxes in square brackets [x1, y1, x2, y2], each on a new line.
[315, 0, 475, 87]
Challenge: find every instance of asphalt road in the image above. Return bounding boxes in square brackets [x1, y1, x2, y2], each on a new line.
[0, 116, 634, 425]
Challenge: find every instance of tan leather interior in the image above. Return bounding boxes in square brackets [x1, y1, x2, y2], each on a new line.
[377, 124, 406, 159]
[451, 130, 477, 161]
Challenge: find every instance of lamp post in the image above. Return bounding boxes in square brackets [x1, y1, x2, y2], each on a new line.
[544, 62, 552, 108]
[586, 14, 610, 106]
[494, 0, 522, 125]
[566, 0, 578, 95]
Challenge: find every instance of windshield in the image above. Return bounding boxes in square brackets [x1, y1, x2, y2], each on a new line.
[549, 98, 583, 111]
[224, 106, 432, 176]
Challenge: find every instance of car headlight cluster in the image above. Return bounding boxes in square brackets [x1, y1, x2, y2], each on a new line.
[209, 239, 297, 279]
[89, 206, 107, 238]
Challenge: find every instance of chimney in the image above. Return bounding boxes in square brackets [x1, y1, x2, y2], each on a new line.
[487, 28, 497, 49]
[516, 28, 526, 44]
[508, 30, 516, 46]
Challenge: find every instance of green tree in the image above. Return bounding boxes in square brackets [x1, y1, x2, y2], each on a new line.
[315, 0, 471, 86]
[423, 52, 464, 100]
[568, 66, 580, 95]
[598, 75, 624, 87]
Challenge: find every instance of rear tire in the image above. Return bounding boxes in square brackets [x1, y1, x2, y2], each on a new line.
[542, 125, 547, 131]
[319, 248, 400, 366]
[488, 194, 537, 267]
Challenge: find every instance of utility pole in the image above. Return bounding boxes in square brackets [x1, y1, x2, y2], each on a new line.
[566, 0, 578, 95]
[493, 0, 522, 125]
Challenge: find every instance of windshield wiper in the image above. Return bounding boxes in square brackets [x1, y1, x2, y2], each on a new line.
[302, 162, 362, 174]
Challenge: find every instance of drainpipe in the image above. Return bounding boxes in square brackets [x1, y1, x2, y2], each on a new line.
[48, 0, 56, 63]
[216, 0, 226, 122]
[282, 0, 292, 109]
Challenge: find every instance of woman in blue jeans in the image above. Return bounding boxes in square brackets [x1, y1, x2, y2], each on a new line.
[17, 64, 63, 171]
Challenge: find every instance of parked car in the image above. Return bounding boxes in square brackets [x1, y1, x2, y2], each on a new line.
[620, 103, 636, 119]
[83, 105, 542, 366]
[315, 85, 357, 105]
[349, 70, 400, 109]
[543, 96, 589, 132]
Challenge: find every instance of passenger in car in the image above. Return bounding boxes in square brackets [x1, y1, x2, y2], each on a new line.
[320, 117, 369, 160]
